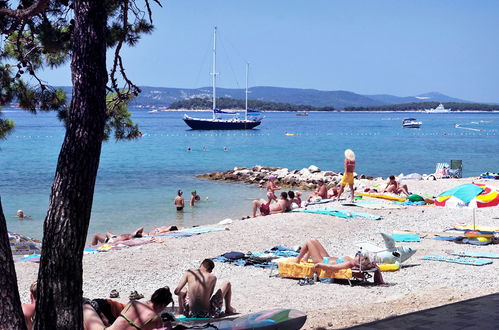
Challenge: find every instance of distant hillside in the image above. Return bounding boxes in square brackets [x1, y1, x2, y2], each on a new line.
[55, 85, 476, 109]
[169, 97, 335, 112]
[345, 102, 499, 112]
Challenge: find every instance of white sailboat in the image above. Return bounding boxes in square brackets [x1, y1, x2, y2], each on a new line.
[182, 27, 263, 130]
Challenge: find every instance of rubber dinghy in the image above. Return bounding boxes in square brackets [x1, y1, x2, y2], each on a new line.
[171, 309, 307, 330]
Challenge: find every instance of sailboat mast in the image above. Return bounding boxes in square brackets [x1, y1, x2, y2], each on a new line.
[245, 62, 249, 121]
[211, 26, 217, 119]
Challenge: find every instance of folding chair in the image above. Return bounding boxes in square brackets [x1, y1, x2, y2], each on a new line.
[449, 160, 463, 178]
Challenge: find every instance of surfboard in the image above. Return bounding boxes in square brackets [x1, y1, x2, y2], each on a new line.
[172, 309, 307, 330]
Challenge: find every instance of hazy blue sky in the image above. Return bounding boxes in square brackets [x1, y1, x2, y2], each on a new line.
[42, 0, 499, 102]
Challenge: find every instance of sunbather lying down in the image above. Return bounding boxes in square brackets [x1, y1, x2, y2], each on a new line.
[91, 227, 144, 246]
[295, 239, 373, 272]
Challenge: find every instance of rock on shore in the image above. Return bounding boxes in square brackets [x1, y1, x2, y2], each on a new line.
[197, 164, 378, 190]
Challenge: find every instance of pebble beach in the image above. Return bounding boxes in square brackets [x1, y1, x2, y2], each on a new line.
[13, 177, 499, 329]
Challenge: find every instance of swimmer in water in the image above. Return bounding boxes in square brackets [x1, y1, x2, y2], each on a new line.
[187, 147, 192, 152]
[223, 146, 228, 151]
[15, 210, 31, 219]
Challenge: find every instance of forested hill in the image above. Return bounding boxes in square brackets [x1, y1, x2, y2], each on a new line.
[344, 102, 499, 112]
[169, 97, 335, 111]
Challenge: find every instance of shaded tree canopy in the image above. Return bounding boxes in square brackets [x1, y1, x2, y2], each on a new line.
[344, 102, 499, 112]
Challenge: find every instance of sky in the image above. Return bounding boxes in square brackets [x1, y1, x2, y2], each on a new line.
[41, 0, 499, 103]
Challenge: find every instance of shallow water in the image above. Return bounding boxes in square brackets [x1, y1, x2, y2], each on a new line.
[1, 109, 497, 240]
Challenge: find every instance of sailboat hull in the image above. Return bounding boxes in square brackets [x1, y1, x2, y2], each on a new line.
[183, 117, 261, 130]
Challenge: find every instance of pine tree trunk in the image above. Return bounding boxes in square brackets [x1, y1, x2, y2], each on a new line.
[0, 198, 27, 329]
[34, 1, 108, 329]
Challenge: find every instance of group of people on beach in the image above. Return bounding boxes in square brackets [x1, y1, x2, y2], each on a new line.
[22, 258, 236, 330]
[251, 182, 303, 217]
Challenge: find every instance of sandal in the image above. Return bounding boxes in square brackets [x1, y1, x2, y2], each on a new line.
[298, 277, 315, 286]
[109, 289, 119, 298]
[129, 290, 144, 300]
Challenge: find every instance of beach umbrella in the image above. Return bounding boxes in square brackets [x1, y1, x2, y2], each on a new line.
[435, 183, 499, 229]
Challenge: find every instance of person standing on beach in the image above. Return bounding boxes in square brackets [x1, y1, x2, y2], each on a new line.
[266, 175, 280, 203]
[190, 190, 201, 206]
[335, 149, 356, 202]
[174, 190, 185, 211]
[175, 259, 236, 318]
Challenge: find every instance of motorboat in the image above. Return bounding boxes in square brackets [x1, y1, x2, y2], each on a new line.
[402, 118, 422, 128]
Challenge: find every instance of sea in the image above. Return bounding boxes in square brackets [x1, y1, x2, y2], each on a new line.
[1, 108, 498, 241]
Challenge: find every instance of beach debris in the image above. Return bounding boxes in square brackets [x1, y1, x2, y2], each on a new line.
[109, 289, 119, 298]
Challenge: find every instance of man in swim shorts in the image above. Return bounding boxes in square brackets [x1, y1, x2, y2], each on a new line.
[335, 149, 356, 202]
[175, 259, 236, 318]
[251, 191, 289, 217]
[174, 189, 185, 211]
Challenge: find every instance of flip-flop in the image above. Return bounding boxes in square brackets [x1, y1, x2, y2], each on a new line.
[109, 289, 119, 298]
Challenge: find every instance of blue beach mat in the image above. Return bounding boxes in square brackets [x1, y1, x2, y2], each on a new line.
[213, 246, 299, 269]
[293, 208, 382, 220]
[421, 255, 493, 266]
[449, 251, 499, 259]
[433, 236, 461, 241]
[391, 233, 421, 242]
[179, 227, 227, 234]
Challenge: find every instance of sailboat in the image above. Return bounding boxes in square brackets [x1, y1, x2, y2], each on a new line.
[183, 27, 263, 130]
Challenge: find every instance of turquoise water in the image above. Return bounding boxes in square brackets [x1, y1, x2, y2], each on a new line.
[1, 109, 497, 240]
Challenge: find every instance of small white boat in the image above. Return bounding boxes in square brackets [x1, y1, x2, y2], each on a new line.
[402, 118, 422, 128]
[148, 109, 159, 114]
[425, 103, 451, 113]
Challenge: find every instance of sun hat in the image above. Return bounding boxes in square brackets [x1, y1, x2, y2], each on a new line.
[345, 149, 355, 161]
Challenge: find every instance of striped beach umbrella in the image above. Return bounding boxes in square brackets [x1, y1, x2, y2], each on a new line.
[435, 183, 499, 229]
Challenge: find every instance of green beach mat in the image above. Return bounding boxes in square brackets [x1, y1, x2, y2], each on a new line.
[449, 251, 499, 259]
[421, 255, 493, 266]
[391, 233, 420, 242]
[292, 208, 382, 220]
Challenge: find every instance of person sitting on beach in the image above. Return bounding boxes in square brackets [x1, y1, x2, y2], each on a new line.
[252, 191, 289, 217]
[190, 190, 201, 207]
[91, 227, 144, 246]
[22, 281, 37, 330]
[334, 149, 356, 202]
[266, 175, 280, 203]
[175, 259, 236, 318]
[288, 191, 302, 209]
[307, 179, 328, 202]
[383, 175, 409, 196]
[174, 190, 185, 211]
[83, 287, 173, 330]
[327, 186, 339, 199]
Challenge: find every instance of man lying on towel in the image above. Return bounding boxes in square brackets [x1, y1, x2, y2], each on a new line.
[175, 259, 236, 318]
[295, 239, 385, 284]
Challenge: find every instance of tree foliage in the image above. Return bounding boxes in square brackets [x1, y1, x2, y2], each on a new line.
[169, 97, 336, 112]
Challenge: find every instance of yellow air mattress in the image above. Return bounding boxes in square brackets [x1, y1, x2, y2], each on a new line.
[356, 192, 407, 202]
[278, 258, 352, 279]
[454, 224, 499, 232]
[378, 263, 399, 272]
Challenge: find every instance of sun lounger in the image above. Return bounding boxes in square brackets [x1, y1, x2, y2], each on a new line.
[276, 258, 377, 286]
[421, 255, 493, 266]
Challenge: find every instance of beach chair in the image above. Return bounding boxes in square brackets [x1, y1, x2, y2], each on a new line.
[434, 162, 450, 179]
[449, 160, 463, 178]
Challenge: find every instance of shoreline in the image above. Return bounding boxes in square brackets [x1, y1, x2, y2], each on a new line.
[137, 108, 499, 113]
[13, 177, 499, 329]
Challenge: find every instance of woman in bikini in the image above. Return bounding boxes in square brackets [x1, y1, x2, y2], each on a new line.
[295, 239, 372, 272]
[266, 175, 280, 203]
[83, 287, 173, 330]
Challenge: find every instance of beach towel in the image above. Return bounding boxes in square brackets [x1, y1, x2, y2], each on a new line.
[14, 254, 41, 263]
[432, 236, 462, 241]
[212, 247, 299, 269]
[448, 251, 499, 259]
[391, 233, 420, 242]
[342, 202, 406, 210]
[292, 208, 382, 220]
[304, 198, 334, 206]
[179, 227, 227, 234]
[355, 192, 407, 202]
[452, 224, 499, 233]
[421, 255, 493, 266]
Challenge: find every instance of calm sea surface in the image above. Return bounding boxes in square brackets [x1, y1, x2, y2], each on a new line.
[1, 109, 498, 240]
